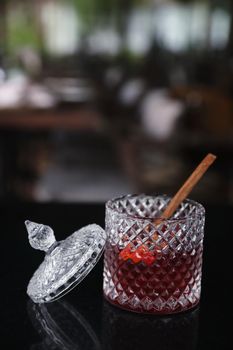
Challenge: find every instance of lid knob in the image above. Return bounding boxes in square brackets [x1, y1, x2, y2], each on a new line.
[25, 220, 56, 252]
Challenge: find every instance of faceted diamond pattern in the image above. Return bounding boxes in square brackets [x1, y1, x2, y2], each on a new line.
[104, 195, 205, 314]
[27, 223, 106, 303]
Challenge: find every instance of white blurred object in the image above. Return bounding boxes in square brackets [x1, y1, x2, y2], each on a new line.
[210, 9, 230, 49]
[0, 75, 57, 109]
[119, 79, 145, 106]
[87, 28, 121, 56]
[141, 90, 184, 140]
[0, 75, 27, 108]
[126, 8, 152, 55]
[40, 1, 80, 55]
[27, 84, 57, 108]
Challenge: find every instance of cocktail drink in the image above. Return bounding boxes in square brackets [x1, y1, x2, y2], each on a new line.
[103, 194, 205, 314]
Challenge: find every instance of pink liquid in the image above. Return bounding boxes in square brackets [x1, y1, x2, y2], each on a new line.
[103, 243, 203, 314]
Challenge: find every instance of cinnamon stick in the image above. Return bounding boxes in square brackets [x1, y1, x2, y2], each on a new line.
[154, 153, 216, 224]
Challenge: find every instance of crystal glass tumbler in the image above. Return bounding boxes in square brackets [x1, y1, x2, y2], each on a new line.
[103, 194, 205, 314]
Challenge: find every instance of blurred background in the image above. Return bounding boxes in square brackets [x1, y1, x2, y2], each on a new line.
[0, 0, 232, 204]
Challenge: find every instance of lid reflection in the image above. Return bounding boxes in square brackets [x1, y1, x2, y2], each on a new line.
[102, 301, 199, 350]
[27, 300, 101, 350]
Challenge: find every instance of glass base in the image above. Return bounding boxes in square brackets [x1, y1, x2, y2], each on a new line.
[103, 293, 200, 315]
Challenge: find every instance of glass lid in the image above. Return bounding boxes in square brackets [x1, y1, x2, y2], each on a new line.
[25, 220, 106, 303]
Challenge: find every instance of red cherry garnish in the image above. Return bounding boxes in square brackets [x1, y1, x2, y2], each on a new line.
[119, 243, 157, 266]
[136, 244, 149, 256]
[119, 243, 133, 261]
[130, 250, 142, 263]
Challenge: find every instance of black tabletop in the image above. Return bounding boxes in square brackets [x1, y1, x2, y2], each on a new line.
[0, 202, 232, 349]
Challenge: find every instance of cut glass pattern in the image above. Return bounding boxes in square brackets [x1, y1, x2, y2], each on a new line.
[104, 194, 205, 314]
[26, 221, 106, 303]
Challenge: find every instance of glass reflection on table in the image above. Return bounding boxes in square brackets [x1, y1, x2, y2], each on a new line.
[27, 299, 101, 350]
[102, 301, 199, 350]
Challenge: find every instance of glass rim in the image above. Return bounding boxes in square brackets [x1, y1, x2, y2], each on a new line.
[106, 194, 205, 223]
